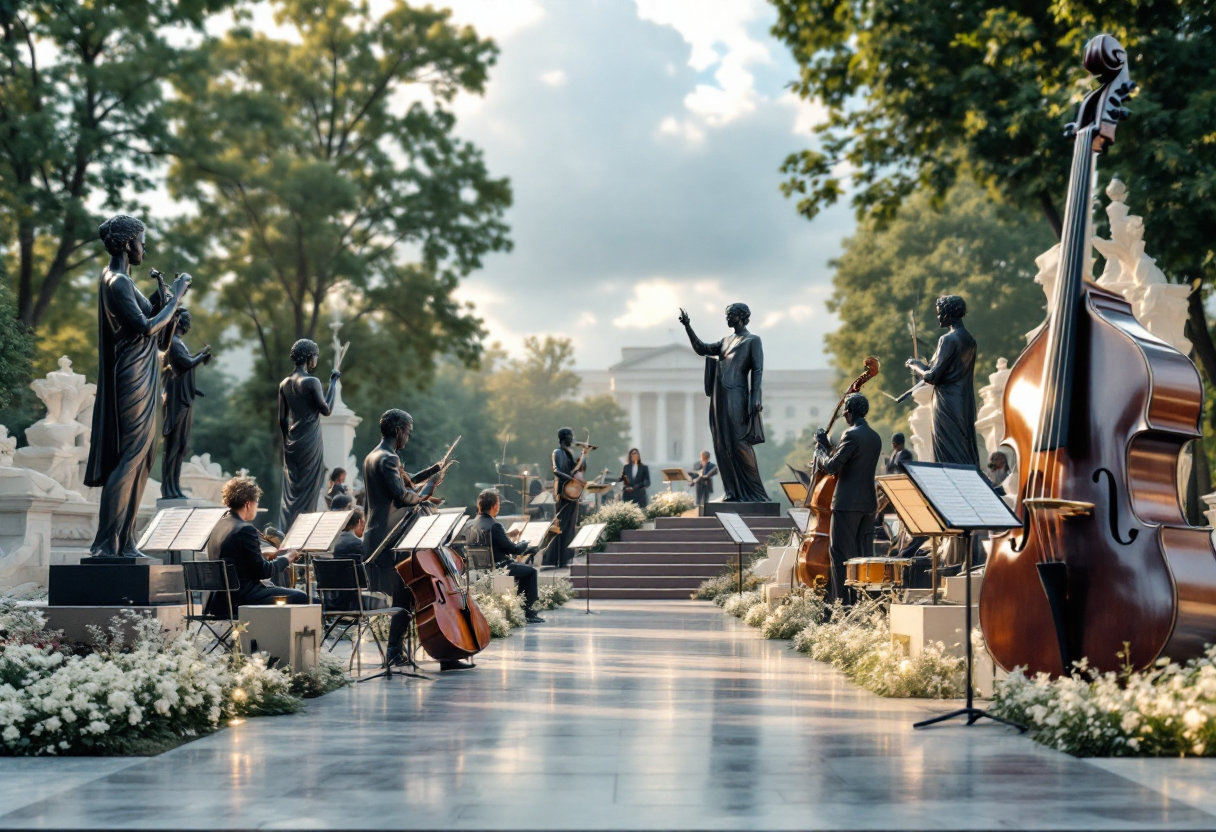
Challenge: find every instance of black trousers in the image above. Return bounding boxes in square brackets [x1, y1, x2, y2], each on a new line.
[387, 581, 416, 656]
[507, 561, 539, 612]
[829, 510, 873, 604]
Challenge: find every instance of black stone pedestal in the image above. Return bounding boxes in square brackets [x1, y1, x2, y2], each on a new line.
[698, 501, 780, 518]
[48, 563, 185, 606]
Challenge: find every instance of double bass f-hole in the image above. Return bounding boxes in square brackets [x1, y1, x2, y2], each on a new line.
[1092, 468, 1138, 545]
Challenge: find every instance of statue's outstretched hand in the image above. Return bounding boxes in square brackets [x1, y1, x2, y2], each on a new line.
[330, 370, 342, 382]
[678, 308, 690, 328]
[171, 272, 191, 298]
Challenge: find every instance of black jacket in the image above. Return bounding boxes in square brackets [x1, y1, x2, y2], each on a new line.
[467, 513, 529, 568]
[821, 418, 883, 512]
[206, 511, 291, 612]
[620, 463, 650, 506]
[361, 441, 439, 564]
[332, 529, 363, 559]
[886, 447, 914, 475]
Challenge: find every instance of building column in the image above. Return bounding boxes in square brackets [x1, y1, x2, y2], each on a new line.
[656, 392, 668, 464]
[630, 391, 643, 455]
[684, 393, 697, 464]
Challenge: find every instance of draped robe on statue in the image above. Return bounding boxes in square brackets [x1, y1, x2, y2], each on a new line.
[686, 331, 769, 503]
[922, 325, 980, 466]
[277, 376, 330, 535]
[85, 269, 171, 556]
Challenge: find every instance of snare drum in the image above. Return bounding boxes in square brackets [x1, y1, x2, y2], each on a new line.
[844, 557, 913, 590]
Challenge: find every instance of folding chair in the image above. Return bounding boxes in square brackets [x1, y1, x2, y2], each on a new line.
[182, 560, 239, 654]
[314, 558, 402, 675]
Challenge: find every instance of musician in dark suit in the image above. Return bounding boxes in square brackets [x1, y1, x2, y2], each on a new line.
[538, 428, 582, 568]
[325, 467, 348, 508]
[361, 408, 441, 667]
[619, 448, 650, 509]
[690, 451, 717, 508]
[885, 433, 914, 475]
[206, 476, 305, 617]
[467, 489, 545, 623]
[816, 393, 883, 603]
[324, 507, 385, 612]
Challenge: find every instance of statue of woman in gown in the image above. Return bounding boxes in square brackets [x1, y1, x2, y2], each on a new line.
[678, 303, 769, 503]
[278, 339, 340, 536]
[85, 214, 190, 558]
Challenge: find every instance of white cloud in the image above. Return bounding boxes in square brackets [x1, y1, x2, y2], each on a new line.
[612, 278, 730, 329]
[779, 91, 829, 136]
[761, 304, 816, 329]
[539, 69, 567, 87]
[635, 0, 772, 139]
[442, 0, 547, 42]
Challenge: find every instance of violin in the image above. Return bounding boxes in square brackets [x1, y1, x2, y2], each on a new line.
[796, 357, 880, 588]
[981, 35, 1216, 676]
[557, 435, 596, 501]
[393, 437, 492, 663]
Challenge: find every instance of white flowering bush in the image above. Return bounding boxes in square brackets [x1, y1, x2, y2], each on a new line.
[722, 590, 763, 618]
[694, 569, 764, 602]
[581, 501, 645, 549]
[536, 577, 576, 611]
[991, 646, 1216, 757]
[646, 491, 696, 519]
[760, 591, 825, 640]
[289, 652, 349, 698]
[471, 573, 528, 638]
[791, 597, 965, 699]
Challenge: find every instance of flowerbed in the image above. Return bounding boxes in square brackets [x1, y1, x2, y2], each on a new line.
[471, 573, 576, 637]
[646, 491, 695, 519]
[0, 600, 347, 757]
[580, 501, 645, 549]
[991, 648, 1216, 757]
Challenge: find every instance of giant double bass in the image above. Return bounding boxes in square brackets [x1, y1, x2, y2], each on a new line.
[981, 35, 1216, 677]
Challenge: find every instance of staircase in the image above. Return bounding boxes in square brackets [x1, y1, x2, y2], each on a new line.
[569, 514, 794, 600]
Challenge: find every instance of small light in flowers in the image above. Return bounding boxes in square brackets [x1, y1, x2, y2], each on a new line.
[228, 718, 245, 727]
[232, 688, 247, 702]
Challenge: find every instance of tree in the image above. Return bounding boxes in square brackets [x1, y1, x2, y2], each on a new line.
[165, 0, 510, 397]
[823, 180, 1054, 439]
[487, 336, 631, 477]
[770, 0, 1216, 388]
[0, 0, 232, 330]
[0, 262, 34, 413]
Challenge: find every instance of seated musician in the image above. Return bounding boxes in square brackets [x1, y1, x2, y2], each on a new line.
[206, 476, 306, 616]
[468, 488, 546, 624]
[329, 492, 354, 511]
[324, 507, 386, 612]
[814, 392, 882, 604]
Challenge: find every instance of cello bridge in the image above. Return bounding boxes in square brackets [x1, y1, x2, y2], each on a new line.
[1023, 498, 1094, 518]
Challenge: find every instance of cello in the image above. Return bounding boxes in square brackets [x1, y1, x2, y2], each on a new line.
[980, 35, 1216, 677]
[796, 357, 880, 588]
[392, 440, 492, 663]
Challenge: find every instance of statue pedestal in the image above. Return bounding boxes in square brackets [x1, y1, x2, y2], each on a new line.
[698, 502, 780, 517]
[47, 563, 184, 606]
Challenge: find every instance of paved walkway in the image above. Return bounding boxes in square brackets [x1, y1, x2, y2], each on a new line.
[2, 601, 1215, 830]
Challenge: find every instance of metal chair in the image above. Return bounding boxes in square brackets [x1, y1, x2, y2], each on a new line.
[463, 528, 496, 580]
[181, 560, 239, 654]
[313, 558, 402, 675]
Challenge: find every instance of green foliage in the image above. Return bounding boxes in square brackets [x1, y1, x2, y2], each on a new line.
[821, 181, 1054, 440]
[488, 337, 631, 474]
[0, 271, 35, 413]
[760, 591, 825, 640]
[0, 0, 234, 330]
[288, 653, 350, 699]
[165, 0, 509, 384]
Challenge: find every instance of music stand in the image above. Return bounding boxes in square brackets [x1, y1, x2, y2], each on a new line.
[779, 481, 808, 507]
[716, 512, 759, 595]
[584, 482, 614, 511]
[281, 510, 354, 599]
[138, 507, 229, 563]
[661, 468, 690, 493]
[569, 523, 606, 614]
[878, 462, 1026, 732]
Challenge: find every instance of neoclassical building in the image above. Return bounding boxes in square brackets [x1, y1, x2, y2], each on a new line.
[579, 345, 838, 468]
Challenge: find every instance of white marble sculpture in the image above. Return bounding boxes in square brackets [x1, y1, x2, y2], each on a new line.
[317, 310, 362, 505]
[179, 453, 230, 504]
[14, 356, 96, 495]
[907, 383, 935, 464]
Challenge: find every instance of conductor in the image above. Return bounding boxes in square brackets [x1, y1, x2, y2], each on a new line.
[815, 393, 882, 603]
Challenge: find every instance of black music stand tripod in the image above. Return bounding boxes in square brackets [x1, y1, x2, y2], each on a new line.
[875, 463, 1026, 732]
[570, 523, 607, 615]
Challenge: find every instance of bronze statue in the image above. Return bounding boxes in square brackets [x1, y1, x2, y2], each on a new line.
[538, 427, 582, 568]
[678, 303, 769, 503]
[85, 215, 190, 558]
[905, 295, 979, 466]
[160, 307, 211, 500]
[278, 338, 339, 535]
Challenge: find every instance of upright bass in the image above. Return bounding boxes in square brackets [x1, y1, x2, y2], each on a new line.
[796, 357, 880, 588]
[981, 35, 1216, 677]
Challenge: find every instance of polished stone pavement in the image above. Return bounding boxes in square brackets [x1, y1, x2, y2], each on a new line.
[3, 600, 1216, 830]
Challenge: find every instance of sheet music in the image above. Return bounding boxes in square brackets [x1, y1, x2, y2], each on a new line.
[397, 513, 440, 550]
[787, 508, 811, 535]
[281, 512, 323, 551]
[170, 508, 229, 551]
[570, 523, 606, 550]
[507, 521, 527, 538]
[418, 512, 465, 549]
[716, 512, 759, 545]
[137, 508, 194, 551]
[904, 463, 1021, 530]
[302, 510, 352, 552]
[522, 521, 552, 545]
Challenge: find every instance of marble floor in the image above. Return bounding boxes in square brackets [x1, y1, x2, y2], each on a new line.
[3, 600, 1216, 830]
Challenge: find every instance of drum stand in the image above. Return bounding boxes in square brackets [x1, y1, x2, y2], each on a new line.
[913, 531, 1024, 731]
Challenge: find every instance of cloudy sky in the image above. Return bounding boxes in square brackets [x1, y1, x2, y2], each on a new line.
[438, 0, 855, 370]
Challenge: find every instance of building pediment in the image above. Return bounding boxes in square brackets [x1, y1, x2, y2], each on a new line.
[610, 344, 702, 372]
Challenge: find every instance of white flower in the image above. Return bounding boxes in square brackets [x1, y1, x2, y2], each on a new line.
[1184, 708, 1206, 730]
[87, 720, 109, 734]
[2, 726, 18, 742]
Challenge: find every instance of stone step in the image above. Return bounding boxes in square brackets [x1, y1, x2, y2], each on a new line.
[654, 516, 795, 531]
[573, 587, 695, 600]
[569, 575, 706, 590]
[619, 529, 762, 544]
[591, 551, 736, 565]
[570, 563, 726, 578]
[604, 541, 742, 554]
